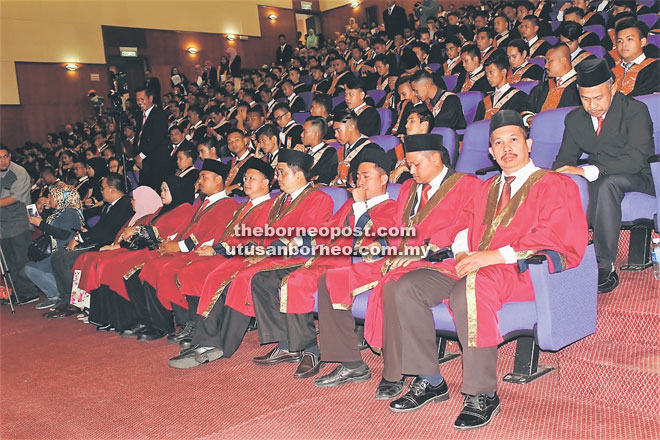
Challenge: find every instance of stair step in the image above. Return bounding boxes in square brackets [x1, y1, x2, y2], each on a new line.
[557, 340, 660, 416]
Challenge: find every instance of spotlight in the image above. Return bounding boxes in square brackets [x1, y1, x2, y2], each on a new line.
[226, 34, 236, 41]
[351, 1, 359, 8]
[187, 47, 199, 54]
[64, 63, 79, 71]
[268, 13, 277, 21]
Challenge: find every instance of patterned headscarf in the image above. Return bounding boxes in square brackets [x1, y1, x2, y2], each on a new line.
[46, 182, 84, 226]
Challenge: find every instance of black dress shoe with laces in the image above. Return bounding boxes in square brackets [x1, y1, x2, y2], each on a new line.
[167, 321, 195, 344]
[120, 324, 147, 338]
[252, 346, 302, 365]
[247, 317, 258, 332]
[314, 363, 371, 388]
[374, 377, 406, 400]
[597, 268, 619, 294]
[389, 377, 449, 413]
[95, 323, 115, 332]
[454, 393, 501, 430]
[137, 328, 167, 342]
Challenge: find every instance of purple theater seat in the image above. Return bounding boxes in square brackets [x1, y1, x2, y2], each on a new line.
[367, 90, 386, 105]
[300, 74, 312, 85]
[332, 94, 345, 108]
[442, 75, 458, 92]
[583, 45, 606, 58]
[430, 127, 459, 165]
[428, 63, 441, 72]
[293, 111, 310, 125]
[635, 94, 660, 154]
[551, 21, 561, 32]
[583, 25, 605, 40]
[221, 157, 232, 164]
[529, 106, 578, 168]
[639, 0, 655, 7]
[621, 193, 656, 222]
[529, 57, 546, 69]
[457, 91, 484, 125]
[455, 120, 497, 180]
[127, 171, 139, 190]
[542, 36, 558, 45]
[370, 135, 399, 152]
[194, 157, 203, 170]
[377, 108, 392, 136]
[329, 142, 341, 150]
[319, 187, 350, 215]
[511, 80, 539, 95]
[648, 35, 660, 49]
[299, 92, 314, 112]
[276, 97, 287, 104]
[228, 119, 237, 128]
[638, 14, 658, 30]
[87, 216, 100, 228]
[651, 162, 660, 231]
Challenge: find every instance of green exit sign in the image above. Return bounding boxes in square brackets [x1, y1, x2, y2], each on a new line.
[120, 46, 138, 57]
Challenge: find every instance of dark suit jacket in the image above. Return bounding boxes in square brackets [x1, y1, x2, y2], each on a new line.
[383, 5, 408, 39]
[474, 88, 529, 122]
[203, 67, 218, 88]
[229, 56, 242, 77]
[80, 195, 134, 247]
[624, 59, 659, 97]
[169, 139, 196, 173]
[310, 145, 338, 185]
[136, 105, 170, 189]
[288, 95, 307, 113]
[431, 89, 467, 130]
[553, 92, 654, 176]
[276, 44, 294, 64]
[525, 80, 580, 114]
[453, 71, 493, 95]
[145, 77, 161, 101]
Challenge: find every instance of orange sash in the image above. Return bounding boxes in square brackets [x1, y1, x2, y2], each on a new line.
[571, 51, 593, 68]
[529, 40, 545, 58]
[483, 88, 520, 119]
[507, 63, 535, 83]
[612, 58, 656, 95]
[461, 70, 485, 92]
[390, 99, 410, 135]
[541, 76, 576, 112]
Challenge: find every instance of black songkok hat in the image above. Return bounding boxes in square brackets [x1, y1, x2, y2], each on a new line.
[403, 134, 444, 152]
[279, 149, 314, 172]
[356, 145, 392, 174]
[242, 157, 275, 183]
[489, 110, 526, 135]
[400, 50, 420, 70]
[201, 159, 229, 180]
[576, 58, 615, 87]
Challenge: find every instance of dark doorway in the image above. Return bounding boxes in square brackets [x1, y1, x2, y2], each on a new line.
[106, 57, 147, 93]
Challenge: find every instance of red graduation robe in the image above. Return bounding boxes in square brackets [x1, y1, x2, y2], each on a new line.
[139, 197, 239, 309]
[454, 170, 588, 348]
[281, 197, 397, 314]
[199, 187, 333, 317]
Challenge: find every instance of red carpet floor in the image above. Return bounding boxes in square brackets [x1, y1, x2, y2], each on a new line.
[2, 232, 659, 439]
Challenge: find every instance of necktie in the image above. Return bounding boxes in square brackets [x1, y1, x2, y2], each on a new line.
[235, 201, 253, 223]
[556, 77, 562, 88]
[425, 98, 434, 113]
[496, 176, 516, 216]
[622, 61, 633, 72]
[418, 183, 431, 211]
[200, 199, 210, 213]
[142, 112, 148, 125]
[280, 194, 292, 213]
[596, 116, 604, 136]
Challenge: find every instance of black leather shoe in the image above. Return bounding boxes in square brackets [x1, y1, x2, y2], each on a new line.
[454, 393, 501, 430]
[42, 304, 79, 319]
[314, 363, 371, 388]
[294, 352, 323, 379]
[95, 323, 115, 332]
[120, 324, 148, 338]
[179, 338, 193, 350]
[253, 346, 302, 365]
[247, 317, 258, 332]
[137, 328, 167, 342]
[167, 321, 195, 345]
[16, 294, 40, 305]
[375, 377, 406, 400]
[168, 345, 216, 369]
[389, 377, 449, 413]
[598, 268, 619, 294]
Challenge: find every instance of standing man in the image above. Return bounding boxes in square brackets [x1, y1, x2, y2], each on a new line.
[0, 146, 39, 304]
[134, 87, 170, 190]
[553, 59, 655, 293]
[383, 0, 408, 40]
[276, 34, 294, 65]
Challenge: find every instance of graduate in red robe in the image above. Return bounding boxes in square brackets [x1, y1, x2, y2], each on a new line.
[371, 111, 587, 431]
[123, 160, 238, 341]
[168, 149, 333, 369]
[313, 134, 480, 390]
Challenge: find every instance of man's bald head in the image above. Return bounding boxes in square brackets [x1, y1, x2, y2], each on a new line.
[545, 43, 572, 78]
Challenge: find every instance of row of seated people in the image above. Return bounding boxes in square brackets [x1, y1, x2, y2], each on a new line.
[35, 59, 655, 431]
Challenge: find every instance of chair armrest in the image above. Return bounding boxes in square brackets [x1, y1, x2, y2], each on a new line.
[475, 165, 500, 175]
[648, 154, 660, 164]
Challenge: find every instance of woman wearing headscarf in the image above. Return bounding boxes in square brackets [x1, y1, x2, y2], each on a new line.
[83, 178, 195, 332]
[169, 66, 189, 93]
[218, 56, 229, 82]
[25, 184, 84, 310]
[305, 29, 318, 49]
[226, 48, 242, 78]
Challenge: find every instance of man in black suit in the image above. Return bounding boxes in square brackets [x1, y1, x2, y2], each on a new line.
[45, 173, 135, 318]
[383, 0, 408, 39]
[134, 87, 170, 190]
[276, 34, 294, 65]
[553, 59, 655, 294]
[298, 116, 338, 185]
[341, 77, 382, 137]
[168, 125, 195, 174]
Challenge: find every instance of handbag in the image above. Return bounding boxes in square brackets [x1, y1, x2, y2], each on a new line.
[119, 227, 160, 250]
[28, 234, 54, 261]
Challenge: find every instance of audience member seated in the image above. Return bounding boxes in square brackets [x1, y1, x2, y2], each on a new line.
[474, 51, 529, 121]
[454, 44, 493, 94]
[610, 20, 659, 97]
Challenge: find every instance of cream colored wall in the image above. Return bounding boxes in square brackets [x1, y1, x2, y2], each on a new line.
[0, 0, 293, 104]
[319, 0, 353, 11]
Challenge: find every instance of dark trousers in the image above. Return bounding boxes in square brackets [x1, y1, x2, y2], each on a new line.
[89, 285, 138, 332]
[124, 272, 173, 333]
[1, 230, 37, 299]
[125, 272, 150, 325]
[317, 273, 362, 363]
[51, 249, 87, 303]
[191, 284, 252, 357]
[251, 267, 316, 352]
[172, 296, 200, 326]
[588, 172, 655, 269]
[382, 268, 498, 395]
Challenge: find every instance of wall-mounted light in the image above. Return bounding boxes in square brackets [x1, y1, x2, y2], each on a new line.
[351, 1, 360, 8]
[187, 46, 199, 54]
[64, 63, 79, 71]
[268, 13, 277, 21]
[226, 34, 236, 41]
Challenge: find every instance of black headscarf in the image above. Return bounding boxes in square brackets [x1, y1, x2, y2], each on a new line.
[157, 175, 194, 217]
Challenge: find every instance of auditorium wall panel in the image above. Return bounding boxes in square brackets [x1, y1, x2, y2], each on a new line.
[0, 63, 109, 148]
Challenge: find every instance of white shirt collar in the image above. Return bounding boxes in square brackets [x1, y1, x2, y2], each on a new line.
[366, 193, 390, 209]
[495, 83, 511, 95]
[288, 93, 297, 102]
[514, 60, 529, 72]
[353, 102, 368, 113]
[570, 47, 582, 60]
[250, 194, 271, 206]
[143, 104, 155, 119]
[469, 65, 484, 77]
[204, 190, 228, 207]
[416, 165, 449, 201]
[626, 52, 646, 66]
[558, 68, 577, 84]
[347, 135, 368, 150]
[309, 142, 326, 155]
[501, 159, 540, 197]
[236, 150, 250, 161]
[526, 35, 539, 46]
[288, 183, 310, 201]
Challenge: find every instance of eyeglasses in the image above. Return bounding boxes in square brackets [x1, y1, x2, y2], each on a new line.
[274, 112, 290, 121]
